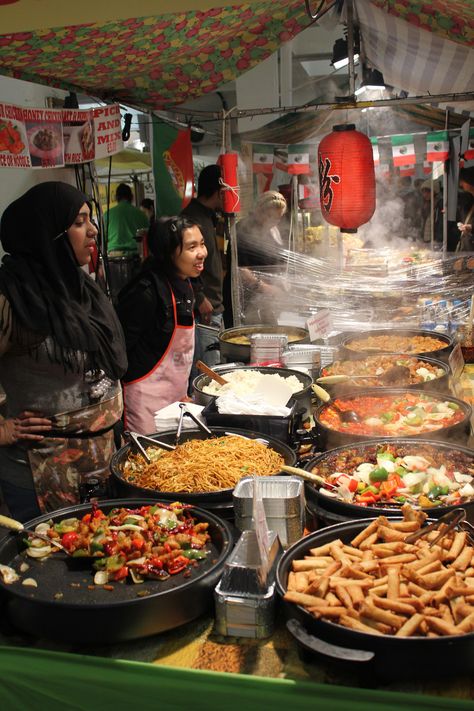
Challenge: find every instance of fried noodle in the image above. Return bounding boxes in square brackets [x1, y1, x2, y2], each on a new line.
[123, 436, 284, 493]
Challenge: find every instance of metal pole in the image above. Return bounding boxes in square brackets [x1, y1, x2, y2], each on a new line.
[442, 109, 449, 256]
[346, 0, 356, 98]
[229, 215, 242, 326]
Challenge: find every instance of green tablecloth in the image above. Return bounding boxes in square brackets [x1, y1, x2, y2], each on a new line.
[1, 645, 473, 711]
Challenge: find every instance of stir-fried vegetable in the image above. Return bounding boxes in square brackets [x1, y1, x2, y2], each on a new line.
[311, 443, 474, 508]
[319, 392, 465, 437]
[23, 502, 210, 584]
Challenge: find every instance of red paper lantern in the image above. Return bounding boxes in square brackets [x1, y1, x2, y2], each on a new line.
[318, 124, 375, 232]
[217, 152, 240, 214]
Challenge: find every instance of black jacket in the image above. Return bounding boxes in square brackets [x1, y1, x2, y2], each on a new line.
[116, 270, 194, 383]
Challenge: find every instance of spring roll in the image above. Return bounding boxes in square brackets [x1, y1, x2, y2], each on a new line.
[395, 613, 423, 637]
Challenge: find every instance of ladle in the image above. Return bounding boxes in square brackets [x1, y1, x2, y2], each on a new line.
[312, 383, 360, 423]
[317, 364, 411, 386]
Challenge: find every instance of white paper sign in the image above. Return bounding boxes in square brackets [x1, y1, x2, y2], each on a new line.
[449, 342, 465, 381]
[306, 308, 333, 341]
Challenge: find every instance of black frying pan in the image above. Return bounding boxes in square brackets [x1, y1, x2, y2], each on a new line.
[110, 426, 297, 506]
[0, 499, 233, 644]
[276, 516, 474, 680]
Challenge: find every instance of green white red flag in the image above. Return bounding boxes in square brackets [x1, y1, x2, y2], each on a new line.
[252, 144, 274, 174]
[391, 134, 416, 166]
[426, 131, 449, 162]
[287, 144, 311, 174]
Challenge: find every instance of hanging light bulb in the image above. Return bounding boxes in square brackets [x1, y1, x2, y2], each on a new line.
[330, 28, 360, 70]
[355, 66, 386, 96]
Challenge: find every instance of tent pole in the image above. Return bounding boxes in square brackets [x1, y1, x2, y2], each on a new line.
[346, 0, 356, 98]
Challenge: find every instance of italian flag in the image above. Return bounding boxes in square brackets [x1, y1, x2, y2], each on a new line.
[464, 128, 474, 162]
[370, 137, 379, 167]
[391, 134, 416, 166]
[287, 144, 311, 174]
[426, 131, 449, 162]
[252, 144, 274, 174]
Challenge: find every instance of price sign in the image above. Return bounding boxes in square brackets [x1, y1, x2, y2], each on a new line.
[306, 308, 332, 341]
[449, 342, 465, 382]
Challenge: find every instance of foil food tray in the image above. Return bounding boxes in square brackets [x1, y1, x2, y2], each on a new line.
[214, 529, 283, 639]
[233, 476, 305, 548]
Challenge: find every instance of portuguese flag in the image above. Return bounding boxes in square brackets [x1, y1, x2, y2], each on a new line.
[152, 119, 194, 216]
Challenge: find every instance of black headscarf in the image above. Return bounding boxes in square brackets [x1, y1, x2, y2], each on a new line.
[0, 181, 127, 380]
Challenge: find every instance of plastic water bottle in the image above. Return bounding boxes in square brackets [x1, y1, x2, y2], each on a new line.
[420, 300, 435, 331]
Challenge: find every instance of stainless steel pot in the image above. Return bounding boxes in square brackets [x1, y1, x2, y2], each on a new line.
[192, 365, 313, 421]
[219, 325, 309, 363]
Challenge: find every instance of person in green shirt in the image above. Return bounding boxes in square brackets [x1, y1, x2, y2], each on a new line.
[104, 183, 149, 301]
[104, 183, 149, 255]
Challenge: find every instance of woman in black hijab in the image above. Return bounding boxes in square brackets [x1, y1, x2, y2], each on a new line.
[0, 181, 127, 520]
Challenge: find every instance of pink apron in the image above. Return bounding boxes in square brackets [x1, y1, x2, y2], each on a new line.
[123, 285, 194, 434]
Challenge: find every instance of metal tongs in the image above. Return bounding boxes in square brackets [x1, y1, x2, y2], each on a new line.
[124, 430, 176, 464]
[404, 508, 472, 548]
[175, 402, 213, 445]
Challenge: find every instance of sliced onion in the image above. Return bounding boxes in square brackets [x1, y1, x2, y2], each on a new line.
[19, 562, 30, 573]
[126, 557, 146, 566]
[26, 545, 52, 558]
[94, 570, 109, 585]
[109, 524, 143, 532]
[22, 578, 38, 587]
[129, 569, 144, 584]
[0, 563, 19, 584]
[34, 522, 51, 534]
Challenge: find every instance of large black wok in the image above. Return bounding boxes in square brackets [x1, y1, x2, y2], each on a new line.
[110, 427, 297, 516]
[318, 353, 451, 396]
[313, 387, 471, 449]
[0, 499, 233, 644]
[276, 516, 474, 680]
[338, 328, 453, 362]
[219, 324, 309, 363]
[304, 438, 474, 524]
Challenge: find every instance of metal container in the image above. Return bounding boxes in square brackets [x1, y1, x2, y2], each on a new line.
[219, 325, 309, 363]
[282, 345, 322, 380]
[214, 529, 283, 638]
[233, 476, 305, 548]
[250, 333, 288, 365]
[192, 365, 313, 421]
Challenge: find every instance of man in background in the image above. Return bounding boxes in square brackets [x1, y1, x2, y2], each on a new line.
[104, 183, 149, 300]
[181, 165, 224, 368]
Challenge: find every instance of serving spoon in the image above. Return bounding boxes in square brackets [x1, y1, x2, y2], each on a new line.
[196, 360, 228, 385]
[312, 383, 360, 423]
[280, 464, 337, 490]
[317, 364, 411, 386]
[0, 514, 71, 555]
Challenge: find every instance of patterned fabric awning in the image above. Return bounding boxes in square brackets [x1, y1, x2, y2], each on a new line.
[0, 1, 317, 110]
[356, 0, 474, 101]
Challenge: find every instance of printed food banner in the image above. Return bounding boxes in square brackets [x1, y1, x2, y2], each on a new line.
[0, 102, 123, 169]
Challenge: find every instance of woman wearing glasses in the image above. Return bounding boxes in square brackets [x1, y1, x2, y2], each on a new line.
[117, 216, 207, 434]
[0, 182, 127, 520]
